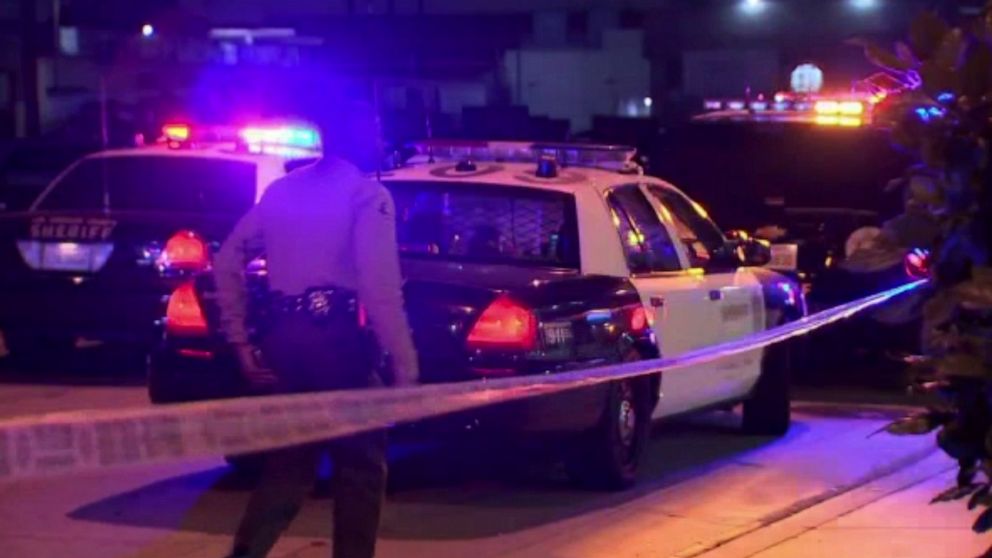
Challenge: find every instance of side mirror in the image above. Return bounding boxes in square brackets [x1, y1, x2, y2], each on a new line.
[742, 239, 772, 267]
[714, 231, 772, 270]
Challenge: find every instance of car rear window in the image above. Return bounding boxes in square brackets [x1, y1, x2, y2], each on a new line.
[35, 156, 256, 214]
[385, 180, 580, 269]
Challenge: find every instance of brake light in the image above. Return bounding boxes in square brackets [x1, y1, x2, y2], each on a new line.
[905, 248, 931, 279]
[159, 230, 210, 272]
[166, 282, 208, 336]
[467, 296, 538, 351]
[630, 306, 649, 333]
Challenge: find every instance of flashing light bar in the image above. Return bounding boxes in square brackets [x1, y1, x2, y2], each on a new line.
[162, 124, 191, 142]
[411, 140, 637, 171]
[814, 115, 862, 128]
[156, 122, 322, 159]
[240, 126, 320, 150]
[814, 100, 864, 116]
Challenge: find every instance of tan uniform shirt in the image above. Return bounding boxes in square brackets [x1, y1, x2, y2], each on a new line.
[214, 157, 419, 383]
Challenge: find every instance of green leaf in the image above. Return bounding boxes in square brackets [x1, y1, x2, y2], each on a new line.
[886, 410, 954, 436]
[932, 28, 966, 72]
[908, 174, 944, 205]
[954, 269, 992, 310]
[936, 353, 989, 379]
[968, 484, 991, 510]
[961, 43, 992, 100]
[920, 60, 960, 97]
[850, 38, 914, 73]
[924, 291, 959, 325]
[975, 507, 992, 533]
[931, 482, 980, 503]
[896, 41, 919, 67]
[910, 11, 952, 60]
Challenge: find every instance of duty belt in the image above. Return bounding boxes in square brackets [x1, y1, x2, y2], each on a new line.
[269, 287, 360, 322]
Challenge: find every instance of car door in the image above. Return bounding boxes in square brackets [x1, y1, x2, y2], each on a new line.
[603, 185, 728, 417]
[643, 183, 766, 400]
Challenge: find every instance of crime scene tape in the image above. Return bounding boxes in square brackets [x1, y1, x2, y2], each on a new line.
[0, 279, 927, 482]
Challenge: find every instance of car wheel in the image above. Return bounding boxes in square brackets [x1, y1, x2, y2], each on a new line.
[568, 377, 651, 490]
[741, 337, 792, 436]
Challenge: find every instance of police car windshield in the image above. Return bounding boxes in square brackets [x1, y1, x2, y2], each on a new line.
[384, 180, 580, 270]
[36, 156, 256, 214]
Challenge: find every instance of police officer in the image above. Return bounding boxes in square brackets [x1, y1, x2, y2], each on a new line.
[214, 98, 419, 558]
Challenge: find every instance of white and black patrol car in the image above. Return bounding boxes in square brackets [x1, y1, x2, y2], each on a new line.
[148, 140, 806, 489]
[0, 123, 320, 359]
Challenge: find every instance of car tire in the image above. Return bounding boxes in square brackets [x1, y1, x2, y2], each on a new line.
[567, 376, 651, 490]
[741, 337, 792, 436]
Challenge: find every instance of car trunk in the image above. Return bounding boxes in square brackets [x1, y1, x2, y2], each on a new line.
[0, 210, 237, 341]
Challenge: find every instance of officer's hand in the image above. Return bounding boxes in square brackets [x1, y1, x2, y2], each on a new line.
[234, 344, 278, 388]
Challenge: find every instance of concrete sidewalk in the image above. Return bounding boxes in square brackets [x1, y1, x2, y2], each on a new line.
[703, 452, 991, 558]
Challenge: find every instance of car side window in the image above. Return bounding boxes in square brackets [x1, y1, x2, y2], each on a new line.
[606, 185, 682, 273]
[646, 185, 726, 269]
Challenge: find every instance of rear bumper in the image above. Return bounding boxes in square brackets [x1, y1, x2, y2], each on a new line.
[0, 286, 165, 345]
[149, 348, 609, 434]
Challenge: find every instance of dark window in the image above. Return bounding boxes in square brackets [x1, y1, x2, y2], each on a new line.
[385, 180, 580, 269]
[606, 184, 681, 273]
[619, 9, 646, 28]
[567, 11, 589, 39]
[647, 185, 725, 269]
[36, 156, 257, 214]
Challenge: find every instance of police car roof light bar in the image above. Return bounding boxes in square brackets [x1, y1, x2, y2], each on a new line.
[409, 140, 637, 172]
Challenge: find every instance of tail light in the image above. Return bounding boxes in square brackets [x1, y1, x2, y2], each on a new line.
[905, 248, 931, 279]
[467, 295, 538, 351]
[159, 230, 210, 273]
[166, 282, 209, 336]
[629, 306, 650, 333]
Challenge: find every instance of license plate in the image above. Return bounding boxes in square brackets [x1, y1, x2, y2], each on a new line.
[767, 244, 799, 271]
[541, 322, 573, 347]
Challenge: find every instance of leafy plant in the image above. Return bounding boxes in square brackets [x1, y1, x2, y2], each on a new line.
[853, 3, 992, 552]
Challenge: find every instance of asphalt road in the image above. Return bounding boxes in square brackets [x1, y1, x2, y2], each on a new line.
[0, 359, 942, 558]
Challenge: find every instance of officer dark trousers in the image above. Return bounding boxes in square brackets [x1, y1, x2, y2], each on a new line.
[230, 311, 387, 558]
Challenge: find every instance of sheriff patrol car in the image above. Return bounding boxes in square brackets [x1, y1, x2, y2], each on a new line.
[147, 139, 806, 488]
[0, 123, 319, 359]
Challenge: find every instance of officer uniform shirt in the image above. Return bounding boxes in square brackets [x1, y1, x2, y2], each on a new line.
[214, 156, 419, 384]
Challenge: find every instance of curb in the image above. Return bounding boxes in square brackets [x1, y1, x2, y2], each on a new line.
[670, 443, 942, 558]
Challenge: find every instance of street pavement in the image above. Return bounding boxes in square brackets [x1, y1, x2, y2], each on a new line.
[0, 378, 982, 558]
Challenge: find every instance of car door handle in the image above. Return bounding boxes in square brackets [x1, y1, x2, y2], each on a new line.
[708, 290, 723, 301]
[650, 296, 665, 308]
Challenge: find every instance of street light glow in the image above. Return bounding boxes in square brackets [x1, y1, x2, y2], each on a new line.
[141, 24, 155, 38]
[850, 0, 879, 9]
[740, 0, 767, 15]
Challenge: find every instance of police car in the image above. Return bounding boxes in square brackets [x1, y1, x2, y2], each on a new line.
[147, 138, 806, 488]
[0, 123, 319, 360]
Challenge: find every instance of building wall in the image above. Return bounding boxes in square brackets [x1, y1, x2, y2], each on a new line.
[504, 29, 650, 131]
